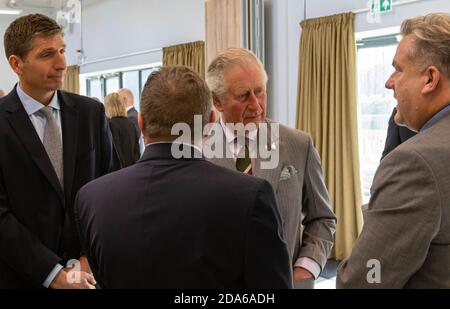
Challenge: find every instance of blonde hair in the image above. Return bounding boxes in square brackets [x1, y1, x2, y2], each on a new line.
[104, 92, 126, 118]
[206, 48, 268, 99]
[401, 13, 450, 77]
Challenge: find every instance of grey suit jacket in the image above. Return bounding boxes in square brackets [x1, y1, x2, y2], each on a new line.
[337, 111, 450, 289]
[207, 119, 336, 272]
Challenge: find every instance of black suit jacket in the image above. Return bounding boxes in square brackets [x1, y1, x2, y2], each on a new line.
[127, 107, 140, 139]
[75, 143, 293, 288]
[108, 117, 140, 168]
[381, 108, 417, 160]
[0, 87, 114, 288]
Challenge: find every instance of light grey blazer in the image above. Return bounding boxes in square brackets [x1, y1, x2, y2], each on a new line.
[337, 111, 450, 289]
[207, 119, 336, 274]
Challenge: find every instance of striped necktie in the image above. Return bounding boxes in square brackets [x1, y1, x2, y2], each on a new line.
[41, 106, 64, 187]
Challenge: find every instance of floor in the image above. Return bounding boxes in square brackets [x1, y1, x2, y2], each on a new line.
[315, 259, 340, 289]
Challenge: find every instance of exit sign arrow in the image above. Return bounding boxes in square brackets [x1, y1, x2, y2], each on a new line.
[380, 0, 392, 12]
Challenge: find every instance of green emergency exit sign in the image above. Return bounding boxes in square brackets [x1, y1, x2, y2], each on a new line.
[371, 0, 393, 14]
[380, 0, 392, 12]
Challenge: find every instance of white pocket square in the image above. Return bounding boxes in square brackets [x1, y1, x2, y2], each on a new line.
[280, 165, 298, 181]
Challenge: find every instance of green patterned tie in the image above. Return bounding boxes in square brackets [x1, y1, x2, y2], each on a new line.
[236, 139, 252, 175]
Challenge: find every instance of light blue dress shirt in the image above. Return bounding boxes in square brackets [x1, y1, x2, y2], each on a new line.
[16, 84, 64, 288]
[420, 103, 450, 132]
[16, 84, 62, 143]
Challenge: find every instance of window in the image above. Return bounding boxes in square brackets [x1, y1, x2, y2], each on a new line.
[122, 71, 140, 110]
[88, 78, 103, 101]
[357, 35, 398, 203]
[85, 65, 160, 109]
[105, 74, 120, 94]
[141, 69, 153, 86]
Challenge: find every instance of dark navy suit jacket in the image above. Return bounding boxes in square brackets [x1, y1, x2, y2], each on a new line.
[0, 87, 114, 288]
[75, 143, 292, 288]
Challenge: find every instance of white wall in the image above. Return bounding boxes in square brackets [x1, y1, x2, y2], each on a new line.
[0, 15, 19, 94]
[0, 8, 53, 94]
[264, 0, 450, 128]
[65, 0, 205, 74]
[264, 0, 304, 127]
[1, 0, 205, 93]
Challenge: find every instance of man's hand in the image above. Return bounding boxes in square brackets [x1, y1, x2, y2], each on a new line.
[50, 268, 96, 289]
[293, 267, 314, 281]
[79, 255, 93, 274]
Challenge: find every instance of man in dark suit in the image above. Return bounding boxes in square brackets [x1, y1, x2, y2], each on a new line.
[118, 88, 139, 138]
[75, 66, 293, 288]
[0, 14, 114, 288]
[381, 107, 416, 160]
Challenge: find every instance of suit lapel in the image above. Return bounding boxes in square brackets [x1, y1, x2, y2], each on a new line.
[206, 120, 283, 190]
[4, 91, 64, 203]
[59, 92, 78, 201]
[204, 125, 235, 170]
[253, 120, 283, 191]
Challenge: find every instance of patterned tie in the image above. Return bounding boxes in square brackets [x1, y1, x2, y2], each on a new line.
[41, 106, 64, 187]
[236, 138, 252, 175]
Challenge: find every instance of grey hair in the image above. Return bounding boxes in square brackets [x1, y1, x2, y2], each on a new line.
[401, 13, 450, 78]
[206, 48, 268, 99]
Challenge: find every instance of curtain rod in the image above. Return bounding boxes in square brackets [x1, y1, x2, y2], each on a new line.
[352, 0, 423, 14]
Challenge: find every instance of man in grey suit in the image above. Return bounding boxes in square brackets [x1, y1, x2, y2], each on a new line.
[205, 48, 336, 288]
[337, 13, 450, 288]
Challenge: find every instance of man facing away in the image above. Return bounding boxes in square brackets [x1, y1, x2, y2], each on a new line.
[118, 87, 140, 139]
[337, 13, 450, 288]
[205, 48, 336, 288]
[0, 14, 114, 288]
[75, 66, 293, 288]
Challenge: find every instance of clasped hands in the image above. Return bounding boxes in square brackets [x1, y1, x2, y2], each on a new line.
[50, 256, 96, 289]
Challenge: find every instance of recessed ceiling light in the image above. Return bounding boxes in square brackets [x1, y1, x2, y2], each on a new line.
[0, 8, 22, 15]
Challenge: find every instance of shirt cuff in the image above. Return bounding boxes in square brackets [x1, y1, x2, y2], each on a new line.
[294, 257, 321, 280]
[43, 263, 64, 288]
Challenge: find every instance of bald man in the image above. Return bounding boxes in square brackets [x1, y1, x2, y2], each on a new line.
[118, 88, 139, 139]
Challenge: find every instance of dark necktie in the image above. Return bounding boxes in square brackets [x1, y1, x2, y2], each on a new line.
[236, 138, 252, 175]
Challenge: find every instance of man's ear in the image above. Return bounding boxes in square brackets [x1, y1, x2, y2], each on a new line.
[212, 94, 224, 112]
[138, 112, 145, 136]
[8, 55, 24, 76]
[422, 66, 441, 95]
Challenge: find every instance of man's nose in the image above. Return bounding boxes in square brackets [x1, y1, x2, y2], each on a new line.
[385, 75, 394, 89]
[54, 52, 67, 70]
[247, 91, 260, 109]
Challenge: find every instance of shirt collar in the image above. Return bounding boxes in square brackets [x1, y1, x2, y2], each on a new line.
[145, 141, 203, 154]
[420, 103, 450, 132]
[126, 106, 134, 112]
[16, 83, 60, 116]
[220, 117, 258, 144]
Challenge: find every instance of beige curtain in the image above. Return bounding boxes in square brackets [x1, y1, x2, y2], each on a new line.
[163, 41, 205, 79]
[296, 12, 363, 260]
[63, 65, 80, 94]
